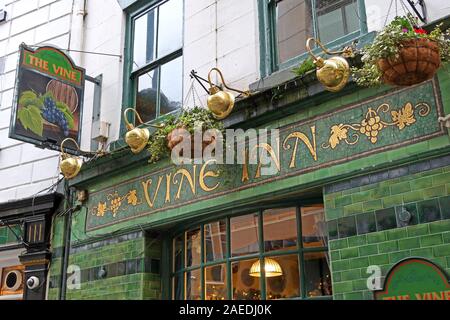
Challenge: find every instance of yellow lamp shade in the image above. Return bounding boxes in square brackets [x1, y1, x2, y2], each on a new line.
[249, 258, 283, 278]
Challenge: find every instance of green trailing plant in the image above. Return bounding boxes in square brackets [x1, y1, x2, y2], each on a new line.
[147, 106, 224, 163]
[352, 15, 450, 87]
[292, 57, 316, 77]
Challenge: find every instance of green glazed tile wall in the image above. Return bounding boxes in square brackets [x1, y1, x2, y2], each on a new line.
[325, 162, 450, 300]
[329, 220, 450, 300]
[325, 164, 450, 222]
[47, 234, 161, 300]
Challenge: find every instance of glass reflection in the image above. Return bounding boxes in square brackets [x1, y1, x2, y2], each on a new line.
[232, 259, 261, 300]
[186, 228, 201, 268]
[205, 264, 227, 300]
[263, 208, 297, 252]
[186, 269, 201, 300]
[301, 205, 327, 248]
[157, 0, 183, 58]
[133, 9, 157, 70]
[173, 274, 183, 300]
[160, 56, 183, 115]
[276, 0, 313, 63]
[304, 251, 332, 297]
[173, 235, 183, 272]
[204, 220, 226, 262]
[266, 255, 300, 300]
[136, 68, 158, 122]
[317, 0, 359, 44]
[231, 213, 259, 257]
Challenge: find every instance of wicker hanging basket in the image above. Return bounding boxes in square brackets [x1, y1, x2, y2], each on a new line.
[377, 38, 441, 86]
[167, 127, 215, 158]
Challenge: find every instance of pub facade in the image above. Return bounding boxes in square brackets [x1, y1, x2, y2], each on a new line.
[33, 0, 450, 300]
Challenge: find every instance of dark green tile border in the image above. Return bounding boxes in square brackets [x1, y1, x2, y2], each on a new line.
[328, 195, 450, 240]
[49, 257, 160, 288]
[325, 155, 450, 194]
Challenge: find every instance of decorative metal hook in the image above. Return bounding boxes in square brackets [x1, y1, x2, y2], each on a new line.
[306, 38, 354, 65]
[60, 138, 81, 158]
[207, 68, 251, 97]
[123, 108, 164, 130]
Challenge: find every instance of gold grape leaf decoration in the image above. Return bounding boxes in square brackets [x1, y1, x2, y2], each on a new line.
[97, 202, 107, 217]
[391, 102, 416, 130]
[91, 189, 142, 218]
[127, 190, 139, 206]
[323, 102, 430, 149]
[329, 124, 348, 149]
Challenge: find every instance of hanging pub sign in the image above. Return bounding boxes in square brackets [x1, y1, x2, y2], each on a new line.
[374, 258, 450, 300]
[9, 44, 85, 154]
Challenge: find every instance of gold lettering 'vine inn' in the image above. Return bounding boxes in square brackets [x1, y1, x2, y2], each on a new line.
[87, 80, 445, 230]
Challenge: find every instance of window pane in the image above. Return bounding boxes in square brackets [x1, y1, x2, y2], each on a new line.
[160, 56, 183, 115]
[205, 264, 227, 300]
[317, 0, 359, 44]
[173, 235, 183, 272]
[303, 251, 332, 297]
[344, 2, 359, 33]
[265, 255, 300, 300]
[232, 259, 261, 300]
[186, 228, 201, 268]
[231, 213, 259, 257]
[204, 220, 226, 262]
[185, 269, 202, 300]
[263, 208, 297, 252]
[136, 68, 159, 122]
[133, 9, 157, 70]
[317, 6, 344, 43]
[277, 0, 313, 63]
[157, 0, 183, 58]
[301, 205, 327, 248]
[173, 274, 183, 300]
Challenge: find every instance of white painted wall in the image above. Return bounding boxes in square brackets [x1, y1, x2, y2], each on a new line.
[183, 0, 259, 107]
[0, 0, 125, 202]
[0, 0, 74, 202]
[0, 0, 449, 203]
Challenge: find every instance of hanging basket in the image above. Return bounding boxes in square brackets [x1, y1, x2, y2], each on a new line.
[377, 38, 441, 86]
[167, 126, 215, 158]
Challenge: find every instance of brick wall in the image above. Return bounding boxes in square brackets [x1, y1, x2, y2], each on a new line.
[325, 159, 450, 300]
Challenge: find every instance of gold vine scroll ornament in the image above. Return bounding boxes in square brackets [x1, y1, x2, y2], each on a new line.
[323, 102, 431, 149]
[93, 189, 142, 218]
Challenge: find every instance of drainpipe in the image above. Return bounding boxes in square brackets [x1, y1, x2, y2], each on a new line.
[69, 0, 87, 65]
[57, 0, 87, 301]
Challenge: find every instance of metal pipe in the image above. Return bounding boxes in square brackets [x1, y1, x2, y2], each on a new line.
[59, 184, 76, 300]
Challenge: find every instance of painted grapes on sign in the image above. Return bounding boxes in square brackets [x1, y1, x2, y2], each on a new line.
[10, 45, 85, 153]
[17, 86, 75, 138]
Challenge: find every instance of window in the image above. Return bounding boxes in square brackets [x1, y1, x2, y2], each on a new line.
[171, 204, 331, 300]
[126, 0, 183, 123]
[260, 0, 366, 75]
